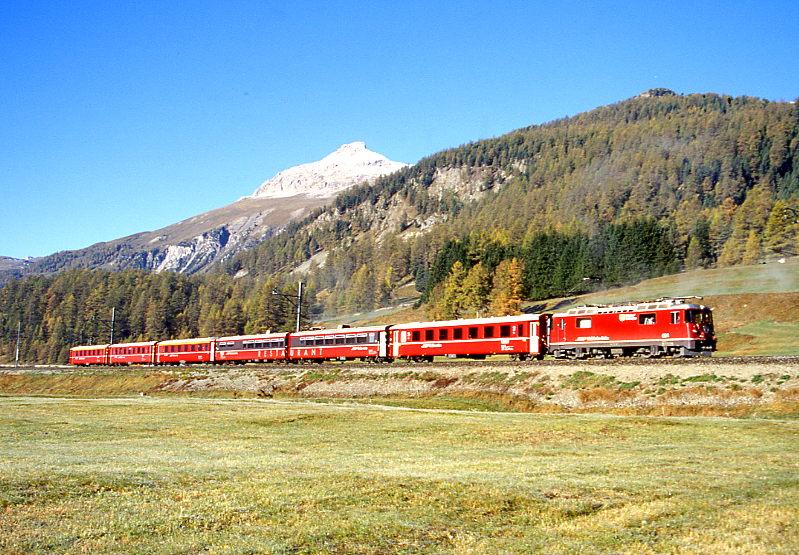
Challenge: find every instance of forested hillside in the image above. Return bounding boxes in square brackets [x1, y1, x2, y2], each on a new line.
[2, 90, 799, 362]
[0, 271, 309, 363]
[225, 91, 799, 314]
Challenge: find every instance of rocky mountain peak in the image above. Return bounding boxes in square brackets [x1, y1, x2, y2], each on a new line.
[249, 142, 408, 200]
[637, 88, 677, 98]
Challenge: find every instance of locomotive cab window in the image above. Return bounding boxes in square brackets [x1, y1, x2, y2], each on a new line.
[577, 318, 592, 329]
[639, 313, 656, 325]
[671, 312, 680, 324]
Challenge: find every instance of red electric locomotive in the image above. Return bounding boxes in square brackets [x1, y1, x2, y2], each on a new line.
[108, 341, 157, 366]
[391, 314, 548, 361]
[156, 338, 214, 365]
[69, 344, 109, 366]
[215, 332, 289, 363]
[288, 325, 390, 362]
[548, 298, 715, 358]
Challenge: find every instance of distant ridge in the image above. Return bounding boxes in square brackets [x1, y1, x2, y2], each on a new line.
[17, 142, 408, 276]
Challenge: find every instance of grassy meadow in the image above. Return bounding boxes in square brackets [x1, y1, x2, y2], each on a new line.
[2, 396, 798, 553]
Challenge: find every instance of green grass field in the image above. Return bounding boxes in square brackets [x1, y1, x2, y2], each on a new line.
[2, 396, 798, 553]
[579, 258, 799, 302]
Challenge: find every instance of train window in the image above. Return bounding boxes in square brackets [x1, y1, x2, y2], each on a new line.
[468, 327, 478, 339]
[577, 318, 592, 329]
[453, 328, 463, 340]
[425, 329, 434, 341]
[439, 329, 448, 340]
[335, 336, 344, 345]
[369, 333, 376, 343]
[345, 335, 355, 345]
[500, 325, 511, 337]
[484, 326, 495, 338]
[639, 313, 656, 325]
[411, 330, 421, 342]
[671, 312, 680, 324]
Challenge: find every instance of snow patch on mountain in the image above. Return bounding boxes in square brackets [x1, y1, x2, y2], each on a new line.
[250, 142, 408, 199]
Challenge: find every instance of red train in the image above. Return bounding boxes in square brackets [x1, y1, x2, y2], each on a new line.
[69, 298, 716, 366]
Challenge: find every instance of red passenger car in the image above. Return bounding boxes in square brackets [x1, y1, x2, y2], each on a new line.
[215, 333, 289, 363]
[156, 338, 214, 365]
[391, 314, 548, 361]
[108, 341, 157, 366]
[69, 344, 109, 366]
[549, 298, 716, 358]
[288, 326, 390, 362]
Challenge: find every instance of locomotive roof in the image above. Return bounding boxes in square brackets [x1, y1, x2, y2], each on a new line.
[291, 325, 388, 337]
[70, 344, 109, 351]
[391, 313, 543, 330]
[216, 332, 288, 341]
[554, 298, 706, 317]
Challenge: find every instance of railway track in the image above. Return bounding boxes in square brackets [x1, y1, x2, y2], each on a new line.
[3, 355, 798, 373]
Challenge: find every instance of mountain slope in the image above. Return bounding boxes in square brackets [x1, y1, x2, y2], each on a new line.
[24, 143, 408, 276]
[226, 91, 799, 313]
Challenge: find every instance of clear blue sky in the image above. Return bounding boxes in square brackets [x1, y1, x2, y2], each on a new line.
[1, 1, 797, 259]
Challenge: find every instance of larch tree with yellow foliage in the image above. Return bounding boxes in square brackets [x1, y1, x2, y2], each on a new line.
[490, 258, 524, 316]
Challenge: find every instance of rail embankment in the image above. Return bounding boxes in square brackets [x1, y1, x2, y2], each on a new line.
[2, 357, 798, 417]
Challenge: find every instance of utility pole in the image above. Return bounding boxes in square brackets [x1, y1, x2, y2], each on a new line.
[272, 281, 305, 333]
[110, 307, 116, 344]
[14, 321, 21, 368]
[295, 281, 303, 333]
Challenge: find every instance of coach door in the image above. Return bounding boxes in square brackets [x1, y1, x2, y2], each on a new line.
[379, 330, 388, 358]
[529, 321, 539, 355]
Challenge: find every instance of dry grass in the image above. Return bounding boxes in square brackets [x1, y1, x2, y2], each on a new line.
[1, 397, 797, 553]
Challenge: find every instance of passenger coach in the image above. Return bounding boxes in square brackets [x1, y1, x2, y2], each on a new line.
[156, 338, 215, 365]
[109, 341, 156, 365]
[69, 344, 109, 366]
[215, 332, 289, 363]
[288, 325, 390, 362]
[391, 314, 548, 361]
